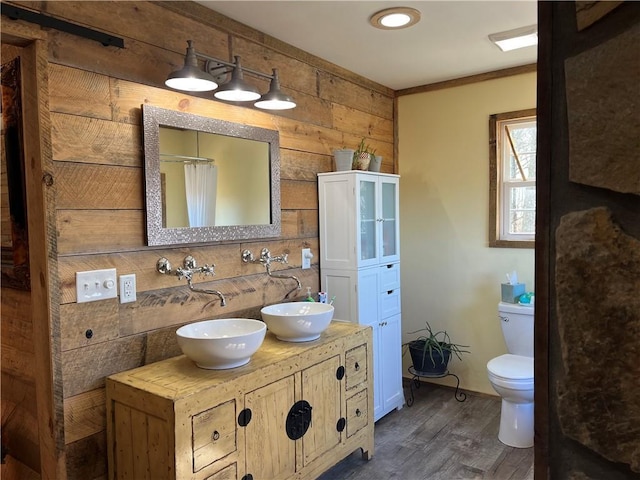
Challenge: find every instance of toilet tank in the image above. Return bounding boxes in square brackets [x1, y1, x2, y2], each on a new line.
[498, 302, 534, 357]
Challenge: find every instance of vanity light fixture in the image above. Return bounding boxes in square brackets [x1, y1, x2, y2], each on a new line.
[165, 40, 296, 110]
[488, 25, 538, 52]
[369, 7, 421, 30]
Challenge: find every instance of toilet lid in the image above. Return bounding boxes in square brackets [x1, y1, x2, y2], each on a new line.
[487, 354, 533, 380]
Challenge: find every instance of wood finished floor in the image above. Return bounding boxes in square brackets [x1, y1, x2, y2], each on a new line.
[318, 382, 534, 480]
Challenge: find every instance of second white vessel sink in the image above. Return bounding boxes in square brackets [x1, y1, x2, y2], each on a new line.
[260, 302, 334, 342]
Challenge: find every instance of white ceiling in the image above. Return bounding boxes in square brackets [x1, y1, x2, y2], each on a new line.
[198, 1, 538, 90]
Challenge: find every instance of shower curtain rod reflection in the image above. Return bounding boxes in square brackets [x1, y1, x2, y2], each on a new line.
[160, 153, 215, 164]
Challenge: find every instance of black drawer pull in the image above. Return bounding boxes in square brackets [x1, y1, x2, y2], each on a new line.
[354, 362, 360, 371]
[355, 409, 362, 417]
[211, 430, 220, 441]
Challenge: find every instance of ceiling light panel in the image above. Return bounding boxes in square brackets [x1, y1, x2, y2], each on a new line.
[370, 7, 421, 30]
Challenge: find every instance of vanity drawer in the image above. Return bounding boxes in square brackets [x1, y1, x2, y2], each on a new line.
[379, 263, 400, 292]
[192, 400, 237, 472]
[204, 462, 237, 480]
[346, 389, 369, 438]
[379, 288, 401, 319]
[345, 344, 368, 391]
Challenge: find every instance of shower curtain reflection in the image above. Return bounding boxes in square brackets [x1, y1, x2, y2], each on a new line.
[184, 163, 218, 227]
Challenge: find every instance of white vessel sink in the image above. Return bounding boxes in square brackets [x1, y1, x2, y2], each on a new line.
[260, 302, 334, 342]
[176, 319, 266, 369]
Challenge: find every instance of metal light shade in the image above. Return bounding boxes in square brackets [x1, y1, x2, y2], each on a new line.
[213, 56, 261, 102]
[165, 40, 218, 92]
[254, 69, 296, 110]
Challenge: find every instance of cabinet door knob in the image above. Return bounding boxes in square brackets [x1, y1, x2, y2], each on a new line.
[355, 408, 362, 417]
[354, 362, 360, 371]
[211, 430, 220, 441]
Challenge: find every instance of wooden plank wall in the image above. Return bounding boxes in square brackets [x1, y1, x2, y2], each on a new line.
[3, 1, 395, 478]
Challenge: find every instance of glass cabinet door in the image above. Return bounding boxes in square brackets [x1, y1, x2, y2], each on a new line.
[358, 178, 377, 262]
[380, 177, 399, 261]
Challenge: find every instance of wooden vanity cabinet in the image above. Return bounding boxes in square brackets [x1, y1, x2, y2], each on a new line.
[106, 322, 373, 480]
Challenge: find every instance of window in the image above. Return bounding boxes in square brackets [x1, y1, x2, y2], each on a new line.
[489, 109, 536, 248]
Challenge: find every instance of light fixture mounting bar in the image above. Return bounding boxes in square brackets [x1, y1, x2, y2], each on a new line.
[196, 52, 275, 80]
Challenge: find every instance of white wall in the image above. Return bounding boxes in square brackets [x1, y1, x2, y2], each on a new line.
[398, 72, 536, 394]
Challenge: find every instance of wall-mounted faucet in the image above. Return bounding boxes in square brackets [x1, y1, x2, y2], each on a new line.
[242, 248, 301, 299]
[157, 255, 227, 306]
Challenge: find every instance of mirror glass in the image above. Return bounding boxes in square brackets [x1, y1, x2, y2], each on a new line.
[143, 105, 281, 246]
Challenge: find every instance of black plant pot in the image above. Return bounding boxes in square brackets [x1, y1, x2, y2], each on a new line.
[408, 340, 451, 376]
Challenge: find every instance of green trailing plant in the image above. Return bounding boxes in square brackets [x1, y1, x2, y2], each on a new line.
[403, 321, 470, 369]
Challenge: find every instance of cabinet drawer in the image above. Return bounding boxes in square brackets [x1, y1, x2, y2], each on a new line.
[345, 344, 368, 391]
[204, 462, 237, 480]
[346, 389, 369, 438]
[379, 263, 400, 292]
[192, 400, 237, 472]
[380, 288, 401, 319]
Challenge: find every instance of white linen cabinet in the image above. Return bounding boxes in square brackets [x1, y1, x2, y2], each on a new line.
[318, 171, 404, 421]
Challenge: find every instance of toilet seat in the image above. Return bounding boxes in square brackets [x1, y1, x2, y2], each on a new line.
[487, 354, 533, 389]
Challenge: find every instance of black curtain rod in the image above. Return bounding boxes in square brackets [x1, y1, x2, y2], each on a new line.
[1, 4, 124, 48]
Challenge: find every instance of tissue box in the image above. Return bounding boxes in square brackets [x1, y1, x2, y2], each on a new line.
[501, 283, 526, 303]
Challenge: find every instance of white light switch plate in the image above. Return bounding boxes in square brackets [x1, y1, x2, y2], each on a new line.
[76, 268, 117, 303]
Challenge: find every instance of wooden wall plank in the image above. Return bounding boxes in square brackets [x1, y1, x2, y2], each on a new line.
[61, 335, 147, 398]
[318, 71, 394, 120]
[281, 210, 319, 239]
[56, 210, 145, 255]
[332, 104, 394, 143]
[65, 431, 107, 480]
[51, 113, 141, 166]
[275, 150, 331, 182]
[48, 63, 111, 118]
[1, 288, 33, 353]
[282, 180, 319, 211]
[63, 388, 106, 444]
[60, 301, 120, 351]
[54, 163, 142, 210]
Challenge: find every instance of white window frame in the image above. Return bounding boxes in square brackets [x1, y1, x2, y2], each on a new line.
[489, 109, 536, 249]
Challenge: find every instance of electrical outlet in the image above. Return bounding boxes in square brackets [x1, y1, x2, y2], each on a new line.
[301, 248, 313, 269]
[119, 274, 137, 303]
[76, 268, 117, 303]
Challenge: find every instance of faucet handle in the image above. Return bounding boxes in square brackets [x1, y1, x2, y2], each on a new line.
[260, 248, 271, 263]
[175, 267, 193, 281]
[242, 249, 255, 263]
[201, 264, 216, 276]
[280, 253, 289, 264]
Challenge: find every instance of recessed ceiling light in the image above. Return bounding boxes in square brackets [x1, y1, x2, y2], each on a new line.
[489, 25, 538, 52]
[370, 7, 421, 30]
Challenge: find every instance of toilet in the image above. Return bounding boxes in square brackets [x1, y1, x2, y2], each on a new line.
[487, 302, 534, 448]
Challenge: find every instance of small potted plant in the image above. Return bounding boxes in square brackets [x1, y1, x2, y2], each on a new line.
[333, 147, 355, 171]
[403, 321, 470, 376]
[353, 137, 376, 170]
